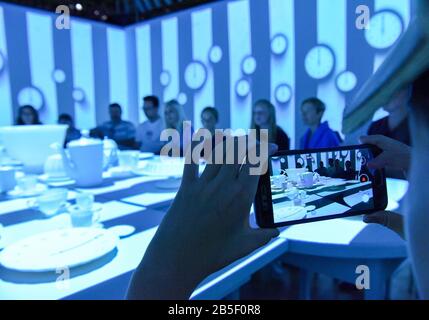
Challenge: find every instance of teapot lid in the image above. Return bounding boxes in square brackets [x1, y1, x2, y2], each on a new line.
[67, 130, 102, 148]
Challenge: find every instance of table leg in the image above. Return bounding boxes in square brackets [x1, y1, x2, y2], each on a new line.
[299, 269, 314, 300]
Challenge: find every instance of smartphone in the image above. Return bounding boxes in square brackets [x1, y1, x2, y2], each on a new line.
[254, 144, 388, 228]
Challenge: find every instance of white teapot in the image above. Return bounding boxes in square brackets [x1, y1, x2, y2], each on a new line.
[55, 130, 104, 187]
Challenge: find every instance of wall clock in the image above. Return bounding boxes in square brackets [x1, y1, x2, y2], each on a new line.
[235, 79, 251, 98]
[336, 71, 358, 93]
[274, 83, 293, 104]
[305, 45, 336, 80]
[209, 46, 223, 64]
[160, 70, 171, 87]
[17, 86, 44, 110]
[52, 69, 66, 83]
[365, 9, 404, 50]
[241, 55, 257, 76]
[184, 61, 207, 90]
[271, 34, 288, 56]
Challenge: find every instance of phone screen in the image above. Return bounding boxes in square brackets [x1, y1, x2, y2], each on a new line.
[269, 147, 380, 225]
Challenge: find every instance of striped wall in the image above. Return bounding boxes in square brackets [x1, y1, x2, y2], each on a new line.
[0, 0, 411, 145]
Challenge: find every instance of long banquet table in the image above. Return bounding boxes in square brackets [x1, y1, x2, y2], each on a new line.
[0, 156, 408, 300]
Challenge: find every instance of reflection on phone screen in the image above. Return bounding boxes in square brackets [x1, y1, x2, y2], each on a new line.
[270, 148, 375, 224]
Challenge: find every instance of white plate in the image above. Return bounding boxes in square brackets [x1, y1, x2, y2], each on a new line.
[275, 206, 308, 222]
[139, 152, 155, 160]
[0, 228, 119, 272]
[133, 160, 184, 178]
[7, 183, 48, 198]
[38, 174, 75, 183]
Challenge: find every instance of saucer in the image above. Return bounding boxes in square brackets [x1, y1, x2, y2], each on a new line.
[68, 202, 103, 213]
[7, 184, 48, 198]
[108, 167, 136, 178]
[139, 152, 155, 160]
[38, 174, 74, 183]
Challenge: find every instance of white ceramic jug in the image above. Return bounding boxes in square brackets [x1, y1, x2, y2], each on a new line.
[56, 131, 104, 187]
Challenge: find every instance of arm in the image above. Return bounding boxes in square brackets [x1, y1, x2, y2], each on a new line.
[405, 147, 429, 299]
[127, 136, 279, 299]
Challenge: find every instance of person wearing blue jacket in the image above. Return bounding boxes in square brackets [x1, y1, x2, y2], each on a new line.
[300, 97, 341, 150]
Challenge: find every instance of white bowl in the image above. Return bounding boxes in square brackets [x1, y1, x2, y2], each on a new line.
[0, 125, 67, 174]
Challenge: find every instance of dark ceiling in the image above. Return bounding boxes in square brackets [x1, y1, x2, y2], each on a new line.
[2, 0, 218, 25]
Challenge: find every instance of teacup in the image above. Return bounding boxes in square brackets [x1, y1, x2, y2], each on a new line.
[28, 188, 69, 217]
[76, 192, 95, 211]
[299, 172, 320, 188]
[0, 166, 17, 193]
[17, 175, 38, 193]
[272, 175, 287, 189]
[118, 151, 140, 171]
[68, 204, 101, 228]
[285, 168, 308, 183]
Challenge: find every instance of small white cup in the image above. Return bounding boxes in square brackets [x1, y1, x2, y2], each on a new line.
[28, 188, 69, 217]
[0, 166, 17, 193]
[118, 151, 140, 171]
[76, 192, 95, 211]
[273, 175, 287, 189]
[68, 205, 100, 228]
[17, 175, 38, 193]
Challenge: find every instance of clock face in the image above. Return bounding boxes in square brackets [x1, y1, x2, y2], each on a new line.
[209, 46, 223, 64]
[365, 10, 404, 50]
[52, 69, 66, 83]
[235, 79, 250, 98]
[336, 71, 358, 93]
[72, 88, 85, 102]
[271, 34, 288, 56]
[160, 70, 171, 87]
[17, 87, 44, 110]
[275, 84, 293, 104]
[184, 61, 207, 90]
[241, 55, 257, 75]
[177, 92, 188, 105]
[305, 45, 336, 80]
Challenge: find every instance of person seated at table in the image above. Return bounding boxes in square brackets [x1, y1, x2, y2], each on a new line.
[136, 96, 165, 154]
[251, 99, 290, 151]
[326, 158, 336, 177]
[343, 161, 356, 180]
[16, 105, 42, 125]
[333, 159, 344, 178]
[161, 99, 192, 157]
[315, 161, 329, 177]
[300, 98, 340, 150]
[201, 107, 219, 136]
[96, 103, 136, 150]
[58, 113, 81, 146]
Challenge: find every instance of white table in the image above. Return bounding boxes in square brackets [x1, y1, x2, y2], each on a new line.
[0, 158, 289, 300]
[0, 159, 408, 300]
[278, 179, 408, 299]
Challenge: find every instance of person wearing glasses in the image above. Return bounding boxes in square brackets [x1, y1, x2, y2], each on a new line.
[136, 96, 165, 154]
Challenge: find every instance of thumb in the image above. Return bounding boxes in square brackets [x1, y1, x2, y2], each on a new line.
[363, 212, 388, 226]
[367, 153, 388, 170]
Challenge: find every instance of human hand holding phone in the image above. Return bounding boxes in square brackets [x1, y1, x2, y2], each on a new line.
[360, 135, 411, 173]
[127, 136, 279, 300]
